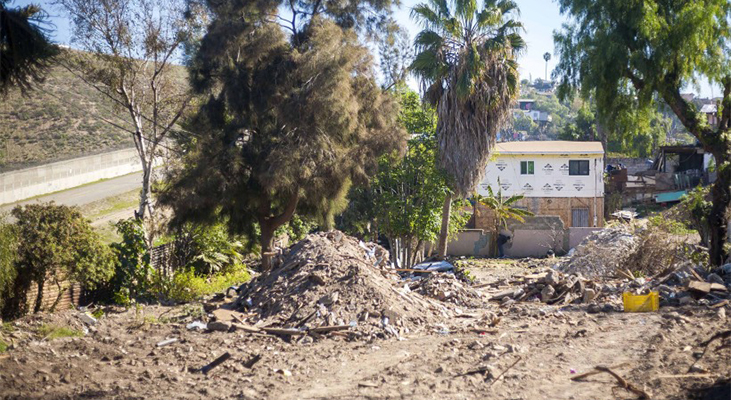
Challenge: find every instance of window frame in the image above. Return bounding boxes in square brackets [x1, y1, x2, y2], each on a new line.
[569, 160, 590, 176]
[520, 160, 535, 175]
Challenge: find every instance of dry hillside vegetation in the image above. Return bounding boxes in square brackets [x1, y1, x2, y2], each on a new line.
[0, 57, 187, 172]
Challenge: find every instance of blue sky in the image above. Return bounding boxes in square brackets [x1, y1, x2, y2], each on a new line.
[16, 0, 719, 97]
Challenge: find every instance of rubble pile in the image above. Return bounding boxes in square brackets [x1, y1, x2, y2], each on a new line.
[558, 226, 640, 278]
[486, 269, 610, 309]
[236, 231, 449, 339]
[413, 274, 487, 308]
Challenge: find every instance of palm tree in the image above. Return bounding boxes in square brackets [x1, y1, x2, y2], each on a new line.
[543, 52, 551, 81]
[410, 0, 525, 258]
[0, 1, 57, 97]
[474, 183, 533, 256]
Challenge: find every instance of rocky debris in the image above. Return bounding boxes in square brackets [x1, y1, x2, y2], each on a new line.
[412, 274, 487, 308]
[234, 231, 451, 340]
[485, 269, 605, 307]
[558, 226, 640, 278]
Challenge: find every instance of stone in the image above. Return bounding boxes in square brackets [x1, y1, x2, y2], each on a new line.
[679, 296, 695, 306]
[540, 285, 556, 303]
[467, 341, 484, 350]
[587, 304, 602, 314]
[718, 308, 726, 320]
[707, 273, 725, 286]
[582, 288, 597, 303]
[545, 271, 561, 286]
[207, 321, 231, 332]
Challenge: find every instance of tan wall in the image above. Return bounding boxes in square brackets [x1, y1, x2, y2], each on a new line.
[474, 196, 604, 229]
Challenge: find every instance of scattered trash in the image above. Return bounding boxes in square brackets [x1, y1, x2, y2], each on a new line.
[622, 292, 659, 312]
[199, 352, 232, 375]
[156, 338, 178, 347]
[78, 313, 97, 326]
[186, 321, 207, 331]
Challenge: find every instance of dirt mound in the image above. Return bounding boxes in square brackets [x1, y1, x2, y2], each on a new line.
[238, 231, 449, 339]
[558, 226, 640, 278]
[414, 274, 487, 308]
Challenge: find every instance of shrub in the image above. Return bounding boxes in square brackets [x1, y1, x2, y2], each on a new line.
[172, 221, 249, 276]
[166, 265, 250, 303]
[9, 203, 115, 315]
[109, 218, 151, 306]
[0, 216, 18, 312]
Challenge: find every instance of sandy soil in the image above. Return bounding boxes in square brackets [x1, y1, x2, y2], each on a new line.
[1, 260, 729, 400]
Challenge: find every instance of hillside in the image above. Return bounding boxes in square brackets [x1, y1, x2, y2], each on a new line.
[0, 59, 187, 172]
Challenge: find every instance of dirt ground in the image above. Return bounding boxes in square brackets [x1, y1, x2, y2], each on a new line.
[1, 259, 729, 400]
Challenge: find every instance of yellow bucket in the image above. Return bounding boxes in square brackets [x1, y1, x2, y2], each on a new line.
[622, 291, 659, 312]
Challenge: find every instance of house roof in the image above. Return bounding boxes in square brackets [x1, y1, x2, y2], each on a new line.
[700, 104, 717, 114]
[495, 141, 604, 155]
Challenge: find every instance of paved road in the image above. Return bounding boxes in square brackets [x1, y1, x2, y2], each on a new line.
[0, 172, 142, 213]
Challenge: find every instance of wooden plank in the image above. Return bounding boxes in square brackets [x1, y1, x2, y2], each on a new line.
[260, 327, 305, 336]
[393, 268, 440, 273]
[710, 300, 729, 309]
[688, 281, 712, 294]
[656, 373, 718, 379]
[309, 325, 351, 334]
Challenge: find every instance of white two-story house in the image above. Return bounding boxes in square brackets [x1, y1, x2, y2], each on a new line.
[476, 141, 605, 228]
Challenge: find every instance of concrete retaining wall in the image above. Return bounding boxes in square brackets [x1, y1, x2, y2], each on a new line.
[0, 148, 140, 205]
[446, 217, 603, 258]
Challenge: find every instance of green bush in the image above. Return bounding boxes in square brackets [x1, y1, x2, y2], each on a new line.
[0, 217, 18, 312]
[173, 221, 249, 276]
[9, 203, 114, 315]
[110, 218, 152, 306]
[166, 265, 250, 303]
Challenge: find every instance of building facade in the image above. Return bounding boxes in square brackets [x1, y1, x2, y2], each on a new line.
[475, 141, 605, 229]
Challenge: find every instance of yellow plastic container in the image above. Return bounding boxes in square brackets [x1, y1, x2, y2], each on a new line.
[622, 291, 659, 312]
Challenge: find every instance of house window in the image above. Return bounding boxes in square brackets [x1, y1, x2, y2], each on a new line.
[520, 161, 534, 175]
[572, 208, 590, 227]
[569, 160, 590, 176]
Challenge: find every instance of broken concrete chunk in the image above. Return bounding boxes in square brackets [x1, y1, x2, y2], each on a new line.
[540, 285, 555, 303]
[582, 288, 597, 303]
[79, 313, 97, 325]
[207, 321, 232, 332]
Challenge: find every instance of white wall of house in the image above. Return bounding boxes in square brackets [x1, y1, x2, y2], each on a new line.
[477, 153, 604, 198]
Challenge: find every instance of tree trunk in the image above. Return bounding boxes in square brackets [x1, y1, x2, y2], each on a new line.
[33, 279, 44, 313]
[436, 193, 452, 259]
[708, 155, 730, 266]
[258, 192, 300, 271]
[49, 280, 68, 313]
[260, 219, 277, 271]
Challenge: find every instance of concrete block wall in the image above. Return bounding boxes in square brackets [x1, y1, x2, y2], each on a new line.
[447, 216, 603, 258]
[0, 148, 140, 205]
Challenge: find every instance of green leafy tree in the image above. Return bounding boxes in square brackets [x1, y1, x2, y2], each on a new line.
[58, 0, 197, 234]
[559, 105, 596, 141]
[160, 1, 405, 270]
[109, 218, 151, 305]
[0, 0, 57, 96]
[9, 203, 114, 314]
[370, 89, 470, 267]
[474, 184, 533, 256]
[410, 0, 525, 258]
[513, 112, 538, 134]
[554, 0, 731, 265]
